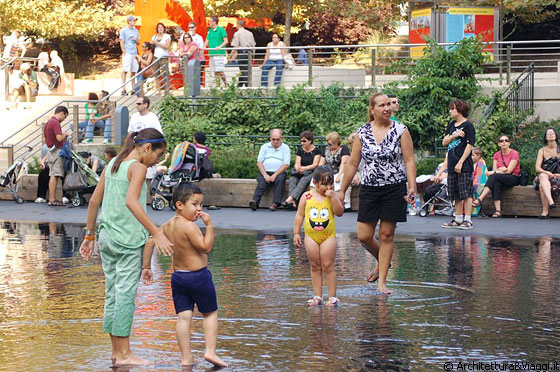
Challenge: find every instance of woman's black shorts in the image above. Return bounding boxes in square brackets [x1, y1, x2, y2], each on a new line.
[358, 182, 407, 223]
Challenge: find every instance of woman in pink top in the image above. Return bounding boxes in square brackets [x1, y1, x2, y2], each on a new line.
[472, 134, 520, 217]
[179, 33, 199, 61]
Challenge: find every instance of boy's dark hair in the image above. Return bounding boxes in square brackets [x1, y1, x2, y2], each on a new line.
[173, 182, 203, 206]
[387, 94, 397, 99]
[194, 131, 207, 145]
[104, 146, 117, 158]
[313, 165, 333, 185]
[54, 106, 69, 115]
[449, 99, 470, 118]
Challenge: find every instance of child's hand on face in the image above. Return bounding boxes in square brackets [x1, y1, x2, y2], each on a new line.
[325, 189, 336, 199]
[198, 211, 212, 225]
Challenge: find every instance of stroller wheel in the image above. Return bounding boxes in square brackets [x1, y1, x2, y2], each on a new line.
[419, 209, 428, 217]
[14, 196, 24, 204]
[170, 201, 176, 211]
[151, 197, 166, 211]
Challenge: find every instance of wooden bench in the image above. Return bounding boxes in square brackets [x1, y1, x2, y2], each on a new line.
[480, 186, 560, 218]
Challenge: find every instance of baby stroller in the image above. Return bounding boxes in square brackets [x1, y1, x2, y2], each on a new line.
[63, 150, 99, 207]
[150, 141, 206, 211]
[418, 183, 454, 217]
[0, 146, 33, 204]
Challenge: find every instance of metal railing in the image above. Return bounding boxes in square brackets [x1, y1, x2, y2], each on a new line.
[478, 62, 535, 128]
[205, 134, 328, 150]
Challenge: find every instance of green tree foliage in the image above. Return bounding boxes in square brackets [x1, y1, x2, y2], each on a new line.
[0, 0, 115, 40]
[384, 37, 489, 149]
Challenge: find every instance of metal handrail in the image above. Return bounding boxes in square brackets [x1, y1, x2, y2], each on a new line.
[478, 62, 535, 127]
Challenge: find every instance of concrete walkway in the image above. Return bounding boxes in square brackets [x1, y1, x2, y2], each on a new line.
[0, 201, 557, 238]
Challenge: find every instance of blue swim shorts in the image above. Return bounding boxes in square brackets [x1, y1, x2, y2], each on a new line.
[171, 267, 218, 314]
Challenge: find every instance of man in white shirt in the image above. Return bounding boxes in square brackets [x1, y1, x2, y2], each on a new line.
[128, 96, 163, 203]
[128, 96, 163, 134]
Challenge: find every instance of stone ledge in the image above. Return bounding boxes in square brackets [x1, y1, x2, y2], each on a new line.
[2, 176, 555, 217]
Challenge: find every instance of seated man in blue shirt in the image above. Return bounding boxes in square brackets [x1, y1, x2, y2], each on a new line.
[250, 129, 291, 211]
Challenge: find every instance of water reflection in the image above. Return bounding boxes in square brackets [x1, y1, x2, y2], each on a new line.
[0, 223, 559, 371]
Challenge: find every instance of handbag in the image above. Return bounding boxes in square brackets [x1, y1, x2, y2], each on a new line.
[500, 151, 527, 185]
[141, 67, 154, 78]
[63, 171, 88, 191]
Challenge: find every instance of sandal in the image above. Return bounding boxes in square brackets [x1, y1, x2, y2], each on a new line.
[492, 210, 502, 218]
[306, 296, 323, 306]
[366, 264, 392, 283]
[326, 297, 340, 307]
[48, 200, 64, 206]
[472, 198, 482, 207]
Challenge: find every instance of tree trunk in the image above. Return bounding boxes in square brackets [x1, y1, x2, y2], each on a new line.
[284, 0, 293, 46]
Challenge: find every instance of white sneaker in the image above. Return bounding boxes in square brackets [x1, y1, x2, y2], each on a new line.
[62, 197, 70, 204]
[34, 197, 47, 203]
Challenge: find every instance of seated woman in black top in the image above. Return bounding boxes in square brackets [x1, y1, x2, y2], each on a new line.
[282, 131, 322, 209]
[534, 128, 560, 218]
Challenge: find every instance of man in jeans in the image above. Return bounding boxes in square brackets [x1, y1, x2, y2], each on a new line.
[44, 106, 70, 206]
[228, 19, 256, 87]
[250, 129, 291, 211]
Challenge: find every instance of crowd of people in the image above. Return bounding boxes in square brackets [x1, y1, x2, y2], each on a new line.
[118, 15, 307, 93]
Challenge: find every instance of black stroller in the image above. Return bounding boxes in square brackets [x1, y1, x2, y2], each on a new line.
[418, 183, 454, 217]
[0, 146, 33, 204]
[150, 141, 208, 210]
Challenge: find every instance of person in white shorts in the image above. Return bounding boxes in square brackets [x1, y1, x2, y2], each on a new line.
[120, 16, 140, 95]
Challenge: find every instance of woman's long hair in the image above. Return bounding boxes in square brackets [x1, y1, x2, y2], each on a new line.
[111, 128, 166, 174]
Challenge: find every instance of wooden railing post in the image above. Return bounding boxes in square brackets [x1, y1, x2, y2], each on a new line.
[308, 49, 313, 86]
[72, 105, 79, 145]
[248, 50, 253, 87]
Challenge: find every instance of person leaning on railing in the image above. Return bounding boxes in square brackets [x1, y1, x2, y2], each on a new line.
[534, 128, 560, 219]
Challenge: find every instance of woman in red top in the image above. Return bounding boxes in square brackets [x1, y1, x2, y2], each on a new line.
[472, 135, 520, 217]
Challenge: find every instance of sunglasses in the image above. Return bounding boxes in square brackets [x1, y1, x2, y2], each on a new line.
[136, 102, 144, 105]
[189, 26, 195, 29]
[498, 138, 510, 143]
[300, 139, 309, 143]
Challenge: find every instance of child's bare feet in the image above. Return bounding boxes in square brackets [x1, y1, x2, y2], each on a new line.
[114, 354, 150, 366]
[204, 351, 227, 367]
[181, 356, 195, 366]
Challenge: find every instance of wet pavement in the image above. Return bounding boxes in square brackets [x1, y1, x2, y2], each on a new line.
[0, 200, 558, 238]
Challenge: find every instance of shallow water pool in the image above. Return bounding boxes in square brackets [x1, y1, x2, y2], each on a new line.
[0, 222, 559, 371]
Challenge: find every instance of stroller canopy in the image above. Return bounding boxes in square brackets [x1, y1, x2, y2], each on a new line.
[169, 141, 198, 175]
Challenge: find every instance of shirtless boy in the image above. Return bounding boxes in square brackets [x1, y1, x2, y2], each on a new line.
[142, 183, 227, 367]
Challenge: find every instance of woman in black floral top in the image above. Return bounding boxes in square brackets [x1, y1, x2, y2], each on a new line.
[339, 93, 417, 295]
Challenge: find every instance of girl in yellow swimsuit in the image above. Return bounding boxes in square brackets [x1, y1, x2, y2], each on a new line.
[293, 166, 344, 306]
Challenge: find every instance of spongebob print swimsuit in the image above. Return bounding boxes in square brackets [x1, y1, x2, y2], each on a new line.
[304, 190, 336, 245]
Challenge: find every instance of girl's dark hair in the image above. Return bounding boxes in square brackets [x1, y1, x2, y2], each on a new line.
[111, 128, 166, 174]
[143, 42, 155, 53]
[41, 44, 51, 53]
[88, 92, 99, 101]
[449, 99, 470, 118]
[313, 165, 334, 185]
[156, 22, 166, 33]
[300, 130, 314, 143]
[368, 92, 386, 121]
[543, 127, 559, 145]
[183, 33, 193, 42]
